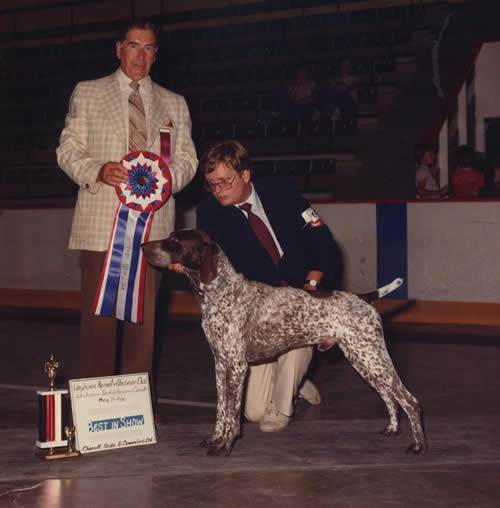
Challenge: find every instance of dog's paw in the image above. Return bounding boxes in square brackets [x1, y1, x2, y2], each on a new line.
[199, 436, 221, 448]
[206, 443, 233, 457]
[405, 442, 427, 455]
[379, 426, 401, 437]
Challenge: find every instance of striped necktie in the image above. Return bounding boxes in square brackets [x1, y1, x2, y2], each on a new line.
[129, 81, 147, 151]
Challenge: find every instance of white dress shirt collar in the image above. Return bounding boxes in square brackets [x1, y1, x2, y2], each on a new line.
[235, 183, 259, 211]
[117, 67, 152, 92]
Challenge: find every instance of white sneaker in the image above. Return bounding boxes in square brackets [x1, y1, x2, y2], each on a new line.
[259, 402, 290, 432]
[298, 379, 321, 405]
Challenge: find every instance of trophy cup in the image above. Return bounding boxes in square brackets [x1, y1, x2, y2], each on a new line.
[64, 425, 80, 458]
[35, 354, 80, 460]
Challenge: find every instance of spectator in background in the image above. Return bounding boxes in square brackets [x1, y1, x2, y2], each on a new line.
[317, 58, 359, 129]
[331, 79, 358, 120]
[415, 142, 448, 198]
[285, 63, 320, 123]
[332, 58, 359, 103]
[451, 145, 484, 198]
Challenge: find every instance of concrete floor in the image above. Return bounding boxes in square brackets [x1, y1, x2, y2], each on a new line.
[1, 308, 499, 507]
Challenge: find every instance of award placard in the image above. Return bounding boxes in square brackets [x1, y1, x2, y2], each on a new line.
[69, 373, 157, 454]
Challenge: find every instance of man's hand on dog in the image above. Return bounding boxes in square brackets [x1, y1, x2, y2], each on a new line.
[303, 270, 323, 291]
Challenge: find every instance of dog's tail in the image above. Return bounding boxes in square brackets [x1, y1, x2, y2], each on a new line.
[357, 278, 403, 303]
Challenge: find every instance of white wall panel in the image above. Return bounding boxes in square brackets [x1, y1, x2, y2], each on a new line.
[407, 202, 500, 302]
[0, 209, 79, 290]
[315, 203, 377, 293]
[2, 201, 499, 304]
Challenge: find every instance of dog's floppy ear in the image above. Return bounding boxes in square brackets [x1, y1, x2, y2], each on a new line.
[199, 242, 219, 284]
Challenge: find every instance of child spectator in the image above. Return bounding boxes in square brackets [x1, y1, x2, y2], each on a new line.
[286, 64, 320, 122]
[415, 142, 448, 198]
[451, 145, 484, 198]
[332, 58, 359, 103]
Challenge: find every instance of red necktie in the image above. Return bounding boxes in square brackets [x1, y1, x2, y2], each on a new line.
[239, 203, 281, 266]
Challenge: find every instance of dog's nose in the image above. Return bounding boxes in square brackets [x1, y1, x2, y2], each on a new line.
[141, 240, 173, 268]
[141, 241, 156, 259]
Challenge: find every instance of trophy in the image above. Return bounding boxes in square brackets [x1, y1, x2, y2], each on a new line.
[35, 354, 80, 460]
[63, 425, 80, 458]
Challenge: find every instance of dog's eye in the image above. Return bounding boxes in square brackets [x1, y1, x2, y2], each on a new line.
[165, 239, 180, 251]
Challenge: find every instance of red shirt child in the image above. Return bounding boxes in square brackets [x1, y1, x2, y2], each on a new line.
[452, 167, 484, 198]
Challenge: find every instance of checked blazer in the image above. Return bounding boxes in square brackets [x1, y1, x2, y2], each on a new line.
[196, 177, 339, 289]
[57, 69, 198, 251]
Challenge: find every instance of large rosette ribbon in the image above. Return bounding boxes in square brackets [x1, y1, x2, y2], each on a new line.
[93, 151, 172, 323]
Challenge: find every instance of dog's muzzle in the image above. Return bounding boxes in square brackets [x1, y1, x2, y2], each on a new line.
[141, 240, 173, 268]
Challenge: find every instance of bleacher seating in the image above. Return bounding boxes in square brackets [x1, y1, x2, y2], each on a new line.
[251, 155, 337, 194]
[0, 1, 445, 202]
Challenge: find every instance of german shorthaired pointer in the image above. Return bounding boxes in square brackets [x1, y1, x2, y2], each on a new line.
[142, 229, 427, 457]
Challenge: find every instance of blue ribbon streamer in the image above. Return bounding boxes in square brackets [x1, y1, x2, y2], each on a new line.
[100, 205, 129, 316]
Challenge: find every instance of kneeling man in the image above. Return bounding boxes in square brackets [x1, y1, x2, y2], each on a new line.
[195, 140, 339, 432]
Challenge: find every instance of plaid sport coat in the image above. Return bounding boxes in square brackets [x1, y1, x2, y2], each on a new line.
[57, 69, 198, 251]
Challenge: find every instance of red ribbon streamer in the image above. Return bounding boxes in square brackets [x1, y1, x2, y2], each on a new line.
[160, 127, 171, 164]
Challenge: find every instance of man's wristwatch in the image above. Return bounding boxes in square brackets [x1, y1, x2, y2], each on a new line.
[306, 279, 318, 287]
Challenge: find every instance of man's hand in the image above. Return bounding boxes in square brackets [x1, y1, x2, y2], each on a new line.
[303, 282, 318, 291]
[98, 162, 129, 186]
[303, 270, 323, 291]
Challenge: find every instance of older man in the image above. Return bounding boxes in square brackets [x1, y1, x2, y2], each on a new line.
[57, 18, 197, 391]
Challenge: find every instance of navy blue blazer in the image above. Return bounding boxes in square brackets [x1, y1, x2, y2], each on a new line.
[196, 177, 338, 288]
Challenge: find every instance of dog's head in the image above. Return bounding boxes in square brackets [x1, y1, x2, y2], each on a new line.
[142, 229, 219, 284]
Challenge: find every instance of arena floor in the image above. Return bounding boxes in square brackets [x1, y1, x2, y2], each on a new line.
[1, 307, 499, 507]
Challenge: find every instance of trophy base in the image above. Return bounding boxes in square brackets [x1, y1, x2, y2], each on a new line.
[36, 448, 82, 461]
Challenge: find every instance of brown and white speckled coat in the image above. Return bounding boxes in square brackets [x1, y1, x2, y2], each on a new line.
[142, 229, 427, 457]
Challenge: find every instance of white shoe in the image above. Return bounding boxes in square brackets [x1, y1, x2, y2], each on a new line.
[259, 402, 290, 433]
[298, 379, 321, 405]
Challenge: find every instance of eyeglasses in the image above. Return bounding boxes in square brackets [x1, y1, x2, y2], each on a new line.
[204, 173, 239, 192]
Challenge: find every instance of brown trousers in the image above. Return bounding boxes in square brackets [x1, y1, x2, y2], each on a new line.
[79, 251, 162, 382]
